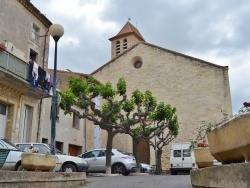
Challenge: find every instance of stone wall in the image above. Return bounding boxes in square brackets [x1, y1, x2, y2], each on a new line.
[92, 42, 232, 170]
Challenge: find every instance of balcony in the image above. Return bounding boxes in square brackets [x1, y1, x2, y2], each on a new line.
[0, 49, 51, 99]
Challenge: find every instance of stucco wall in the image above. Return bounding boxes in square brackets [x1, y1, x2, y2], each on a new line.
[0, 0, 50, 67]
[92, 43, 232, 170]
[0, 82, 40, 143]
[0, 0, 51, 144]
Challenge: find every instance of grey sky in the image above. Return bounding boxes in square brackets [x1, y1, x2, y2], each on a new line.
[31, 0, 250, 114]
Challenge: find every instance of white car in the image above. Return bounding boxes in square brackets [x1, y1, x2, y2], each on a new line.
[15, 143, 89, 172]
[140, 163, 153, 173]
[0, 138, 23, 171]
[78, 149, 137, 175]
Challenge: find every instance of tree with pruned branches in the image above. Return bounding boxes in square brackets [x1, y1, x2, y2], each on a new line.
[60, 76, 178, 175]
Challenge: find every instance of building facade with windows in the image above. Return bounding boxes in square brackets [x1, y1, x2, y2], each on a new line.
[92, 21, 233, 170]
[0, 0, 94, 157]
[0, 0, 52, 142]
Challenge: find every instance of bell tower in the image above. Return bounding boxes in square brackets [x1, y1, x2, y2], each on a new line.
[109, 21, 145, 59]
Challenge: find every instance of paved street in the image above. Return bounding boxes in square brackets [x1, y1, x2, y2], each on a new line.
[82, 174, 192, 188]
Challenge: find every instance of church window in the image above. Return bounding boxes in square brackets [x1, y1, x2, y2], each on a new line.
[116, 41, 120, 55]
[123, 39, 127, 50]
[134, 61, 142, 69]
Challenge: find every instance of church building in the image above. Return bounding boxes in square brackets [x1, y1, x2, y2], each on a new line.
[91, 21, 232, 170]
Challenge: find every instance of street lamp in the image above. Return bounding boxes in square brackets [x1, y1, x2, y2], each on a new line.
[49, 24, 64, 155]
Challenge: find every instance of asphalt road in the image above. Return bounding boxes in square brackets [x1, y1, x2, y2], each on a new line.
[82, 174, 192, 188]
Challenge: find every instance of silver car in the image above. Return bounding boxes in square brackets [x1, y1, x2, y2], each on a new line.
[78, 149, 137, 176]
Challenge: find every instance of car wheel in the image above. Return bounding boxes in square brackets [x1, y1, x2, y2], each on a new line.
[170, 170, 177, 175]
[112, 163, 126, 175]
[124, 171, 130, 176]
[16, 164, 26, 171]
[62, 163, 77, 172]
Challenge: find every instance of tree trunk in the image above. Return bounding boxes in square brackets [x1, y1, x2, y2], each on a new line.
[133, 138, 140, 173]
[105, 130, 114, 174]
[157, 149, 163, 174]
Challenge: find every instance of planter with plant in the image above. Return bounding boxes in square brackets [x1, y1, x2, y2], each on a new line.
[207, 104, 250, 164]
[21, 146, 56, 171]
[192, 141, 213, 168]
[190, 110, 230, 168]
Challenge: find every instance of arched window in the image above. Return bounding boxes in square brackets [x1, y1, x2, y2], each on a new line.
[116, 41, 120, 55]
[123, 39, 127, 50]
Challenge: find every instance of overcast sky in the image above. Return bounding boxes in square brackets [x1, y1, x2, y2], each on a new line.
[31, 0, 250, 115]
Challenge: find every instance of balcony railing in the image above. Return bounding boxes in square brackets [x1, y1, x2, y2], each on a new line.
[0, 49, 29, 80]
[0, 49, 51, 99]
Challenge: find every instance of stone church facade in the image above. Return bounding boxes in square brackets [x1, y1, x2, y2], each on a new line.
[91, 21, 232, 170]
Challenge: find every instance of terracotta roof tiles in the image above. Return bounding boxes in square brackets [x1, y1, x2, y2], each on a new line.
[109, 21, 145, 42]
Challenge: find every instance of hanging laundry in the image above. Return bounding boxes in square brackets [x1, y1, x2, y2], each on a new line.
[43, 72, 51, 93]
[29, 60, 39, 90]
[38, 67, 46, 88]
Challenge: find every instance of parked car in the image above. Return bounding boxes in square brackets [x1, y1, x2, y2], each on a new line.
[124, 152, 153, 173]
[78, 149, 137, 175]
[0, 138, 23, 171]
[15, 143, 89, 172]
[140, 163, 153, 173]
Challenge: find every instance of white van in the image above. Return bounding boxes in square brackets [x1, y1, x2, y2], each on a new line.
[169, 142, 195, 175]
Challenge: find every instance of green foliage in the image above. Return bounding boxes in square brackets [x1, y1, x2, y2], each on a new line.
[150, 102, 179, 136]
[122, 99, 135, 113]
[87, 76, 101, 97]
[168, 115, 179, 136]
[132, 90, 144, 104]
[100, 82, 116, 99]
[68, 76, 88, 97]
[60, 90, 75, 114]
[144, 90, 157, 108]
[116, 77, 126, 96]
[101, 101, 121, 123]
[132, 126, 153, 137]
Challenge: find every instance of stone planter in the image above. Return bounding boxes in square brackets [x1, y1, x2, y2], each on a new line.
[207, 112, 250, 164]
[21, 153, 56, 171]
[194, 147, 213, 168]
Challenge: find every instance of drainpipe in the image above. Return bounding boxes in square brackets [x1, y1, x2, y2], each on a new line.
[36, 29, 49, 142]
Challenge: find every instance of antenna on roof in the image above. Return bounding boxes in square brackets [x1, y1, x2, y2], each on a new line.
[128, 16, 131, 21]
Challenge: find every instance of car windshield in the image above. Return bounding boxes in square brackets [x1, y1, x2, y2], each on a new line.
[1, 139, 22, 151]
[45, 144, 63, 154]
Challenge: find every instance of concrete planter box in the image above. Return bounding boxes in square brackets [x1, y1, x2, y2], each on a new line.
[194, 147, 213, 168]
[207, 112, 250, 164]
[21, 153, 56, 171]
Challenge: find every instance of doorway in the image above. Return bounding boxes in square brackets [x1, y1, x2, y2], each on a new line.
[138, 140, 150, 164]
[68, 144, 81, 156]
[0, 103, 7, 138]
[22, 105, 33, 142]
